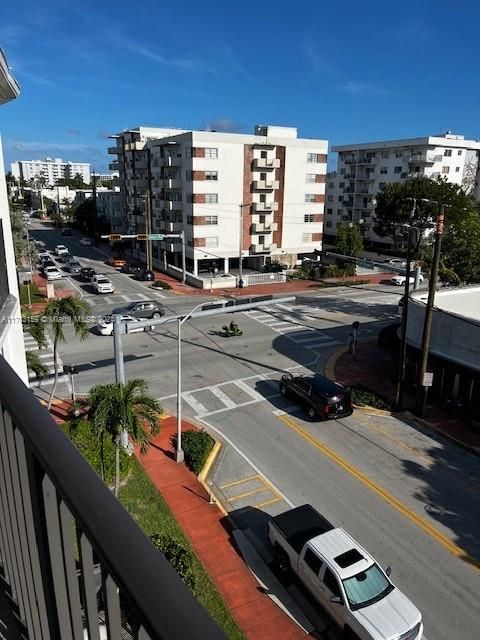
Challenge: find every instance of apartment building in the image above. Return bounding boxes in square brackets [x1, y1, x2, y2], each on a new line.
[96, 188, 123, 232]
[11, 157, 91, 186]
[109, 125, 327, 275]
[0, 49, 28, 383]
[326, 133, 480, 247]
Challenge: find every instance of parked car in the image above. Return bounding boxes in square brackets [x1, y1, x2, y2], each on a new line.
[61, 228, 72, 236]
[279, 373, 353, 420]
[55, 244, 69, 256]
[112, 300, 165, 320]
[384, 258, 407, 267]
[108, 257, 127, 268]
[120, 262, 144, 275]
[269, 504, 423, 640]
[96, 314, 152, 336]
[91, 274, 114, 294]
[79, 238, 93, 246]
[390, 274, 424, 286]
[40, 259, 56, 272]
[44, 266, 62, 281]
[63, 254, 76, 264]
[66, 261, 82, 274]
[79, 267, 96, 282]
[37, 251, 50, 263]
[136, 269, 155, 281]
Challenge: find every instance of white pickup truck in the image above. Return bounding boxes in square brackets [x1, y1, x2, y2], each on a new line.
[268, 505, 423, 640]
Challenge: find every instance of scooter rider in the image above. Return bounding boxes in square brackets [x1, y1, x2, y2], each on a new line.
[229, 320, 239, 334]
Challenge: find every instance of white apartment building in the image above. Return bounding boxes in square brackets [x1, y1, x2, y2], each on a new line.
[109, 125, 327, 275]
[326, 133, 480, 248]
[11, 157, 91, 186]
[0, 49, 28, 383]
[96, 188, 123, 233]
[92, 171, 119, 185]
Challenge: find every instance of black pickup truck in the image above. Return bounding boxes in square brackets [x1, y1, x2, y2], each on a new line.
[280, 373, 353, 420]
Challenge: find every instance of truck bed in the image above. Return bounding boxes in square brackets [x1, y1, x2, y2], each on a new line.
[270, 505, 334, 554]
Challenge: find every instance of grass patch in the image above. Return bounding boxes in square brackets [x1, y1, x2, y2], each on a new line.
[120, 459, 245, 640]
[19, 283, 44, 305]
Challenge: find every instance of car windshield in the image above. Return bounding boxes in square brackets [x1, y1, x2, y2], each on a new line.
[97, 278, 109, 284]
[342, 563, 393, 610]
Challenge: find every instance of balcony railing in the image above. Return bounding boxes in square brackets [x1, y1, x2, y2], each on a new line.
[0, 355, 225, 640]
[252, 158, 280, 170]
[252, 202, 279, 212]
[252, 180, 279, 190]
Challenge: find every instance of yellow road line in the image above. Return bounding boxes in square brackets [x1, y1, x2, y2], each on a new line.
[219, 474, 260, 490]
[277, 414, 480, 571]
[254, 496, 282, 509]
[227, 487, 269, 503]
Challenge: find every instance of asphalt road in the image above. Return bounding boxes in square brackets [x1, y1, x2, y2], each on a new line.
[28, 223, 480, 640]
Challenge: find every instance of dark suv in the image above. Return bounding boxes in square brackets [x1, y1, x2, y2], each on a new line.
[279, 373, 353, 420]
[112, 300, 165, 320]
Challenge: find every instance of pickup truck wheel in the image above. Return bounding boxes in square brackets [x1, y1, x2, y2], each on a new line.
[273, 547, 291, 577]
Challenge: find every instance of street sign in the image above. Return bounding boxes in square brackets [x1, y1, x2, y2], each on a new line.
[136, 234, 147, 241]
[108, 234, 122, 241]
[148, 234, 165, 240]
[423, 372, 434, 387]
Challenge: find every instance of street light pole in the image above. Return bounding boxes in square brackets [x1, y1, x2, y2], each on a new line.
[415, 205, 446, 418]
[176, 300, 219, 463]
[238, 204, 250, 287]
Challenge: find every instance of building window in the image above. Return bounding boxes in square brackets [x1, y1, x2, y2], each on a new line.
[380, 167, 388, 174]
[442, 166, 450, 174]
[306, 174, 316, 183]
[444, 149, 452, 157]
[307, 153, 326, 163]
[328, 181, 335, 188]
[339, 182, 345, 188]
[327, 208, 333, 214]
[205, 193, 218, 203]
[303, 233, 313, 242]
[339, 196, 343, 202]
[396, 150, 403, 157]
[187, 215, 193, 225]
[305, 194, 316, 203]
[455, 166, 460, 172]
[205, 147, 218, 159]
[458, 150, 462, 155]
[304, 214, 315, 223]
[340, 168, 345, 175]
[326, 221, 332, 228]
[204, 215, 218, 225]
[394, 166, 402, 174]
[381, 151, 389, 159]
[205, 171, 218, 180]
[327, 195, 334, 202]
[205, 237, 218, 248]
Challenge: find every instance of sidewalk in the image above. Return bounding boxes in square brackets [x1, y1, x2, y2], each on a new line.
[137, 416, 308, 640]
[332, 341, 480, 455]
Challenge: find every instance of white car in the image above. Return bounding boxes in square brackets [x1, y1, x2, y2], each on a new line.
[385, 258, 407, 267]
[44, 266, 62, 281]
[91, 274, 114, 294]
[97, 314, 152, 336]
[391, 274, 424, 286]
[55, 244, 69, 256]
[79, 238, 93, 246]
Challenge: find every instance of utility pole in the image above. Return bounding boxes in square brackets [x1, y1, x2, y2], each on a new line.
[181, 230, 186, 283]
[92, 171, 98, 241]
[415, 205, 446, 418]
[144, 191, 153, 271]
[238, 203, 249, 287]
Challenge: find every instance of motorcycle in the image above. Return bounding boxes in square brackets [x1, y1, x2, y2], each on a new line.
[222, 325, 243, 337]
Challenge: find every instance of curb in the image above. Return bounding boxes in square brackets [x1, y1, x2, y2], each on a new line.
[198, 440, 229, 517]
[324, 346, 348, 379]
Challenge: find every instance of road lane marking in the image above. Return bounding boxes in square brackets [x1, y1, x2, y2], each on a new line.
[254, 496, 281, 509]
[219, 474, 260, 490]
[210, 386, 236, 409]
[276, 413, 480, 571]
[227, 487, 269, 502]
[182, 392, 207, 415]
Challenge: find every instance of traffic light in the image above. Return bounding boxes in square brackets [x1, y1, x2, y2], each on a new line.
[109, 234, 122, 241]
[136, 234, 147, 241]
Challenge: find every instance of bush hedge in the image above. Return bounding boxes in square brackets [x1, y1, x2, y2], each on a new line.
[172, 429, 214, 475]
[348, 384, 391, 410]
[150, 534, 198, 594]
[151, 279, 173, 290]
[62, 420, 134, 485]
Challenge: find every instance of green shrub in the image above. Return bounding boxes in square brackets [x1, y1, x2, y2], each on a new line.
[62, 420, 134, 484]
[151, 279, 172, 290]
[348, 384, 391, 410]
[172, 429, 214, 475]
[150, 534, 198, 594]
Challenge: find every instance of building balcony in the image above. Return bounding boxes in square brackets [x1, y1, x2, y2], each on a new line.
[108, 146, 119, 154]
[124, 141, 144, 152]
[250, 242, 277, 253]
[108, 162, 119, 171]
[356, 157, 374, 165]
[251, 222, 278, 233]
[252, 201, 278, 212]
[159, 154, 183, 167]
[408, 153, 442, 165]
[252, 158, 280, 170]
[343, 158, 357, 165]
[161, 177, 182, 189]
[253, 180, 279, 190]
[0, 355, 225, 640]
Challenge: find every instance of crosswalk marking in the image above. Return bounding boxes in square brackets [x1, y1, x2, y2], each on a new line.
[24, 331, 63, 382]
[210, 386, 236, 409]
[182, 392, 208, 415]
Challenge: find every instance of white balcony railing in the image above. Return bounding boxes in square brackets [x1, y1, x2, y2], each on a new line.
[252, 158, 280, 169]
[253, 180, 279, 190]
[252, 202, 279, 212]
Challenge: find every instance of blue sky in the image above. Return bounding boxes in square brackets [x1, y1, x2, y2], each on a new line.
[1, 0, 479, 172]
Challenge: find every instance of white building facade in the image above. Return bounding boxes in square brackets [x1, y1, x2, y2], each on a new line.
[96, 189, 123, 232]
[109, 125, 327, 274]
[0, 49, 28, 383]
[326, 133, 480, 247]
[11, 157, 91, 186]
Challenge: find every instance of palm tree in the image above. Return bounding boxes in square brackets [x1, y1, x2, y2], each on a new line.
[44, 297, 91, 410]
[74, 380, 162, 496]
[23, 312, 48, 379]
